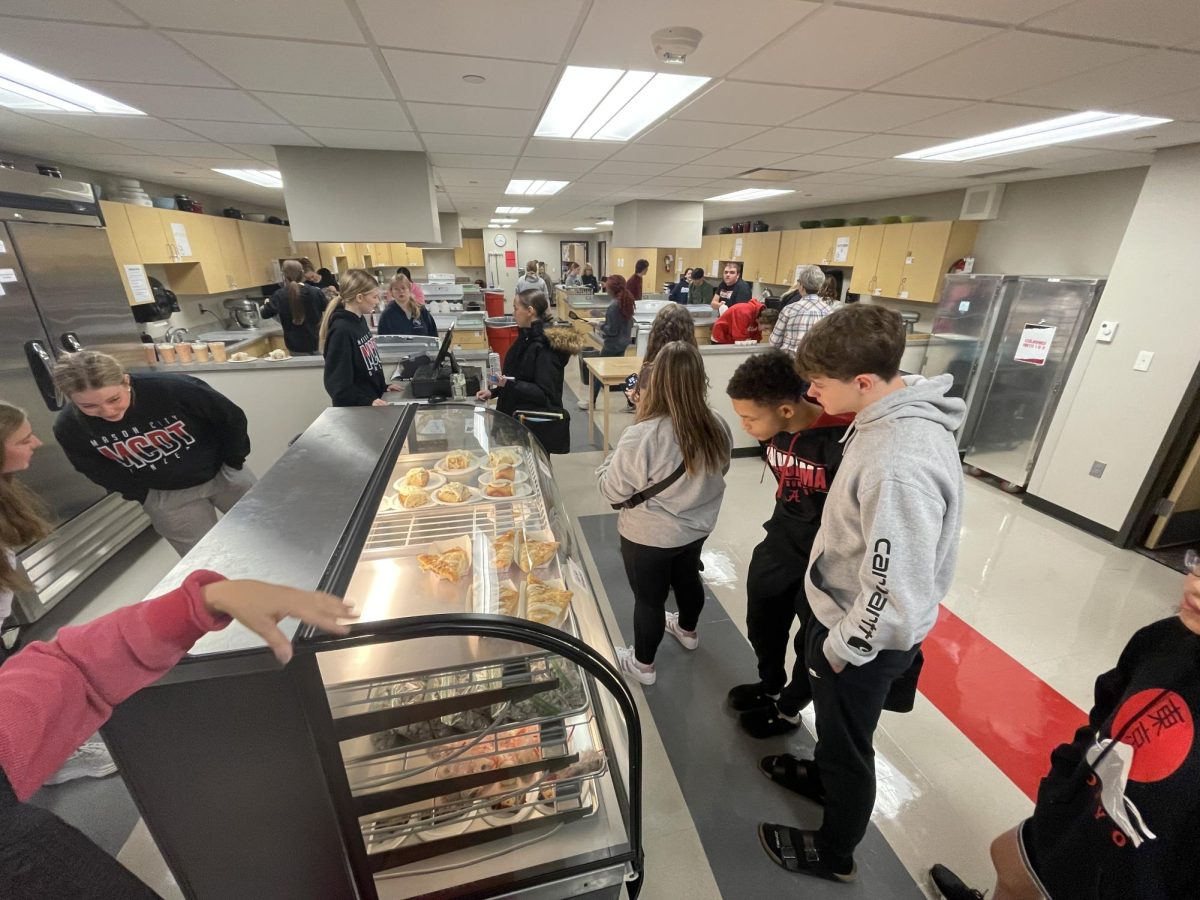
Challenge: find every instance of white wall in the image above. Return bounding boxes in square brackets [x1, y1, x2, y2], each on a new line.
[515, 232, 600, 280]
[1028, 145, 1200, 531]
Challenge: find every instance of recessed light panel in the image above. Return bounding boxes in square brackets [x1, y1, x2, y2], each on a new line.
[0, 51, 144, 114]
[495, 206, 534, 214]
[705, 188, 795, 202]
[213, 168, 284, 188]
[506, 179, 569, 196]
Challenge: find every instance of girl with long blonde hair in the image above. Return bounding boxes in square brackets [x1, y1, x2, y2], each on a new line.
[378, 272, 437, 338]
[320, 269, 399, 407]
[597, 341, 732, 684]
[0, 403, 49, 650]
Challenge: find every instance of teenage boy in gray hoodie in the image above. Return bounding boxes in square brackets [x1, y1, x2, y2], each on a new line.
[756, 304, 965, 885]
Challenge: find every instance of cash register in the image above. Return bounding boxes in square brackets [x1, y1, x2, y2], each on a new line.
[408, 326, 482, 399]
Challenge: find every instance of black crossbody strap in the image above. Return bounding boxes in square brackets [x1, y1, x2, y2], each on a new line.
[612, 460, 687, 510]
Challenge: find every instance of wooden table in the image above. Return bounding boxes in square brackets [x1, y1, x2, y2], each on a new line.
[584, 355, 642, 451]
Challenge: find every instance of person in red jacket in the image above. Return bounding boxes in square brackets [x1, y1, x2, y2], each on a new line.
[711, 299, 777, 344]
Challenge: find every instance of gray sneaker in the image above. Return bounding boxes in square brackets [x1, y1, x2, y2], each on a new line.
[45, 742, 117, 785]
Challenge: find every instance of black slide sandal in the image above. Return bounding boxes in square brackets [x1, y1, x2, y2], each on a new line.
[758, 754, 825, 804]
[758, 823, 857, 883]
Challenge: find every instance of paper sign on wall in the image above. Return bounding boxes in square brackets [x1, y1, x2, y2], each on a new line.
[834, 236, 850, 263]
[1015, 323, 1056, 366]
[711, 259, 719, 277]
[170, 222, 192, 257]
[733, 237, 743, 258]
[123, 264, 154, 303]
[504, 250, 517, 268]
[0, 240, 6, 253]
[0, 268, 16, 283]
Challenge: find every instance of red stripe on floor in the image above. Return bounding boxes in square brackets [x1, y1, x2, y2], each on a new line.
[918, 605, 1088, 801]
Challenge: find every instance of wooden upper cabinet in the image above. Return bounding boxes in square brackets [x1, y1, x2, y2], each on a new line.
[210, 216, 252, 291]
[817, 226, 860, 267]
[293, 241, 320, 266]
[455, 237, 484, 267]
[901, 220, 979, 302]
[741, 231, 779, 284]
[123, 205, 175, 264]
[99, 201, 144, 305]
[718, 233, 735, 261]
[406, 246, 424, 267]
[848, 225, 887, 295]
[872, 224, 913, 299]
[773, 230, 797, 284]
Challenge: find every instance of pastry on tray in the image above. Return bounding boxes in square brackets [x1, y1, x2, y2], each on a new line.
[498, 585, 520, 617]
[442, 450, 473, 471]
[397, 487, 430, 509]
[491, 464, 517, 482]
[518, 539, 559, 572]
[484, 479, 515, 498]
[435, 482, 472, 504]
[402, 466, 431, 487]
[418, 548, 470, 583]
[492, 531, 515, 570]
[525, 575, 573, 625]
[489, 449, 520, 467]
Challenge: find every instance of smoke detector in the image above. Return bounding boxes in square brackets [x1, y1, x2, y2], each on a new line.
[651, 27, 702, 65]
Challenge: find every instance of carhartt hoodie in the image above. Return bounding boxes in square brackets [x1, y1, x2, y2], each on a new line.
[805, 374, 965, 667]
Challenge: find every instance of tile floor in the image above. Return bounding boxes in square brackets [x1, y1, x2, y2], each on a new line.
[39, 365, 1186, 898]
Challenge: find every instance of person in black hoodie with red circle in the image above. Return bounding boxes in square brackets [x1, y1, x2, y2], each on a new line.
[320, 269, 402, 407]
[931, 568, 1200, 900]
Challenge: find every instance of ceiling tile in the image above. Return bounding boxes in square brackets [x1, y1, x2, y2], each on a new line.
[578, 172, 648, 186]
[115, 139, 251, 157]
[691, 148, 799, 169]
[0, 18, 231, 86]
[408, 103, 534, 137]
[429, 153, 516, 170]
[798, 93, 970, 133]
[436, 168, 511, 186]
[1060, 120, 1200, 152]
[382, 50, 555, 109]
[592, 160, 676, 176]
[1025, 0, 1200, 47]
[421, 134, 521, 154]
[815, 133, 938, 159]
[76, 83, 283, 123]
[252, 94, 410, 130]
[171, 34, 393, 97]
[362, 0, 582, 61]
[843, 0, 1069, 23]
[644, 176, 715, 186]
[0, 0, 140, 24]
[730, 7, 998, 90]
[731, 127, 862, 155]
[878, 32, 1144, 101]
[33, 114, 206, 142]
[667, 164, 751, 179]
[56, 153, 158, 171]
[224, 144, 278, 162]
[998, 51, 1200, 111]
[1136, 86, 1200, 120]
[513, 157, 597, 174]
[774, 154, 869, 172]
[898, 102, 1075, 139]
[122, 0, 366, 41]
[33, 137, 153, 157]
[570, 0, 819, 75]
[611, 144, 710, 164]
[523, 139, 619, 160]
[301, 128, 421, 150]
[640, 119, 765, 148]
[674, 82, 852, 127]
[838, 158, 1017, 178]
[172, 121, 319, 145]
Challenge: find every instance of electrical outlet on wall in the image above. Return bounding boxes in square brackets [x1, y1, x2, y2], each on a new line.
[1096, 321, 1118, 343]
[1134, 350, 1154, 372]
[1090, 461, 1107, 478]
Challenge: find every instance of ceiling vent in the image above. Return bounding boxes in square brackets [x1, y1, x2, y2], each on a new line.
[965, 167, 1037, 179]
[735, 167, 807, 182]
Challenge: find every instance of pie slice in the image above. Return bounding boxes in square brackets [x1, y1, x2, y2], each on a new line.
[489, 449, 520, 467]
[403, 466, 430, 487]
[525, 575, 572, 625]
[498, 585, 520, 617]
[518, 539, 559, 572]
[484, 479, 515, 498]
[491, 464, 517, 482]
[398, 488, 430, 509]
[492, 531, 515, 570]
[443, 450, 472, 471]
[435, 482, 472, 503]
[418, 548, 470, 583]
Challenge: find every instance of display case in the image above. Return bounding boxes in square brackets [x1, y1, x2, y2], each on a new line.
[103, 404, 643, 900]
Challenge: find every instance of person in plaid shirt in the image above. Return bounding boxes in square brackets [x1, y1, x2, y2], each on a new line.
[770, 265, 833, 354]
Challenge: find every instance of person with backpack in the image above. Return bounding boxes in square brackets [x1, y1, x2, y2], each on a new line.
[596, 341, 732, 685]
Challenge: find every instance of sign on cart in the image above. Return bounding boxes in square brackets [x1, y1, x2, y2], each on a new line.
[1015, 323, 1056, 366]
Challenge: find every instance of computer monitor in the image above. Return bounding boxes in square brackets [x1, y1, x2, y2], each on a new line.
[431, 325, 455, 369]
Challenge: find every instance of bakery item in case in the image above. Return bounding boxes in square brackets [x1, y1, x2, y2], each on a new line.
[491, 464, 517, 482]
[435, 482, 472, 504]
[489, 449, 520, 467]
[518, 539, 560, 572]
[397, 488, 430, 509]
[484, 479, 515, 498]
[498, 585, 519, 617]
[442, 450, 473, 471]
[525, 575, 573, 625]
[492, 531, 515, 570]
[402, 466, 431, 487]
[418, 548, 470, 583]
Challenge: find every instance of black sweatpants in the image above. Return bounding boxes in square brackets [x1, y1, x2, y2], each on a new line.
[745, 533, 813, 715]
[806, 618, 921, 862]
[620, 535, 707, 665]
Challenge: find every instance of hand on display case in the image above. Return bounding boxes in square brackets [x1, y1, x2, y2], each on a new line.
[371, 398, 388, 407]
[202, 579, 356, 663]
[386, 382, 404, 392]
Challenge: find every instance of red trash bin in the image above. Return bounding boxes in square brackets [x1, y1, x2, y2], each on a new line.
[485, 316, 519, 359]
[484, 291, 506, 317]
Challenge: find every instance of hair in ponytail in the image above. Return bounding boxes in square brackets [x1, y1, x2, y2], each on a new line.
[282, 259, 306, 325]
[319, 269, 379, 351]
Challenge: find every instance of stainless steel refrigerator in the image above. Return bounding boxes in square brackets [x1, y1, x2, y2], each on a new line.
[1, 168, 149, 622]
[954, 276, 1105, 488]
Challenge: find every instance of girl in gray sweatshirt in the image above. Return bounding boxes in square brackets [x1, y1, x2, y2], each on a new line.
[596, 342, 732, 686]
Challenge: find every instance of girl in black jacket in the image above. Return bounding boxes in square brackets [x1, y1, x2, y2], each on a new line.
[475, 291, 581, 417]
[320, 269, 400, 408]
[262, 259, 328, 354]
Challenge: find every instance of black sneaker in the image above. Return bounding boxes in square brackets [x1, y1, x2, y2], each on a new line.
[727, 682, 779, 712]
[930, 864, 986, 900]
[739, 704, 801, 738]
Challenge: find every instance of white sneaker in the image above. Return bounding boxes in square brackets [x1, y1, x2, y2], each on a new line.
[577, 397, 591, 410]
[45, 741, 117, 785]
[616, 646, 656, 685]
[665, 611, 699, 650]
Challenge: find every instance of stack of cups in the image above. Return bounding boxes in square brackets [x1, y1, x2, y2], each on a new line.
[156, 343, 177, 364]
[208, 341, 227, 363]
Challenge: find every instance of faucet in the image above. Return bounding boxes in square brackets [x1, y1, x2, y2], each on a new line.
[166, 326, 190, 344]
[196, 304, 227, 330]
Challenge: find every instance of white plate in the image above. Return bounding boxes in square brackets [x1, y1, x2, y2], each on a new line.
[433, 453, 486, 481]
[412, 808, 477, 842]
[430, 485, 481, 506]
[481, 789, 538, 827]
[478, 481, 533, 501]
[386, 486, 436, 511]
[393, 470, 446, 492]
[478, 469, 530, 487]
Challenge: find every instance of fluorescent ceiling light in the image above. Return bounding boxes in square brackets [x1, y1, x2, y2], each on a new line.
[506, 179, 569, 196]
[490, 218, 519, 224]
[535, 65, 709, 142]
[523, 229, 544, 233]
[705, 188, 795, 202]
[597, 219, 614, 226]
[213, 168, 283, 188]
[0, 51, 144, 115]
[897, 110, 1172, 162]
[495, 206, 534, 214]
[573, 226, 597, 232]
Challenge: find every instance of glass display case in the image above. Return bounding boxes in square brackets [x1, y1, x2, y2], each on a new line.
[103, 404, 643, 900]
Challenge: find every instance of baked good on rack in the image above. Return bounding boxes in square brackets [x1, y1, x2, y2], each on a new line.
[491, 464, 517, 482]
[489, 449, 520, 467]
[492, 531, 515, 570]
[484, 479, 515, 498]
[398, 488, 430, 509]
[402, 466, 430, 487]
[518, 539, 559, 572]
[498, 585, 519, 617]
[435, 481, 472, 504]
[525, 575, 573, 625]
[418, 547, 470, 582]
[442, 450, 473, 470]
